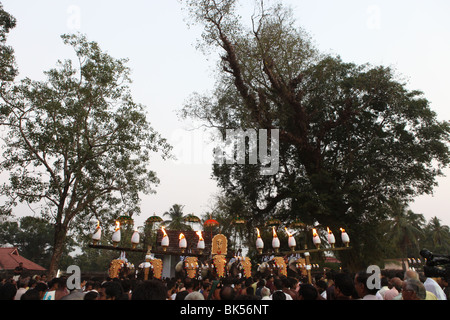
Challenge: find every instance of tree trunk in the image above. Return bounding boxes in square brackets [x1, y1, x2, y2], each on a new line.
[48, 224, 67, 279]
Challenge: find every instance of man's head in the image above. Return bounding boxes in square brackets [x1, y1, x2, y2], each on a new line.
[220, 285, 236, 300]
[402, 279, 426, 300]
[405, 270, 419, 281]
[390, 277, 403, 291]
[48, 278, 59, 290]
[272, 291, 286, 300]
[273, 278, 284, 291]
[34, 282, 48, 300]
[334, 273, 355, 298]
[234, 278, 244, 291]
[298, 284, 318, 300]
[131, 280, 167, 300]
[0, 282, 16, 300]
[261, 287, 270, 297]
[103, 281, 124, 300]
[354, 271, 378, 298]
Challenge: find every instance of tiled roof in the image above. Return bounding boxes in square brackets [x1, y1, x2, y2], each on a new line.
[0, 247, 46, 271]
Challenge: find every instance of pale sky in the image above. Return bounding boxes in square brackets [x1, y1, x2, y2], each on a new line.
[2, 0, 449, 228]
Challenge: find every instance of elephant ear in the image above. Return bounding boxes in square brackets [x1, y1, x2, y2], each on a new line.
[175, 260, 184, 272]
[227, 258, 236, 270]
[258, 262, 268, 273]
[288, 258, 297, 271]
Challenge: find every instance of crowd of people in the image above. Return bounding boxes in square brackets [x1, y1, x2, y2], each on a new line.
[0, 267, 448, 301]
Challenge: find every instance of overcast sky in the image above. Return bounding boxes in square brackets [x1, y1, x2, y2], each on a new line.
[2, 0, 449, 228]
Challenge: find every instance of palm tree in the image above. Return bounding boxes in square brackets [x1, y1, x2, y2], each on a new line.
[424, 217, 450, 254]
[204, 193, 253, 251]
[161, 204, 192, 231]
[386, 199, 425, 258]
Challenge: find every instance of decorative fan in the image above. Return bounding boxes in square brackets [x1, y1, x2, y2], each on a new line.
[204, 218, 220, 228]
[145, 215, 163, 224]
[116, 215, 134, 225]
[289, 218, 306, 229]
[265, 218, 281, 227]
[184, 214, 201, 223]
[232, 216, 246, 225]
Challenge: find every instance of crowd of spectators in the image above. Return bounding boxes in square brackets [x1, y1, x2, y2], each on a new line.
[0, 267, 448, 300]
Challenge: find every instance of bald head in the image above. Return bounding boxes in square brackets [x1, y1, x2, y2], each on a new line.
[405, 270, 419, 281]
[403, 279, 426, 300]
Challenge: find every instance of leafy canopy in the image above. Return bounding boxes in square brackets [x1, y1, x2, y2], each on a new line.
[181, 0, 450, 269]
[0, 33, 171, 275]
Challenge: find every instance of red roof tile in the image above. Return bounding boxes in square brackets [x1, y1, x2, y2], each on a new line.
[0, 247, 46, 271]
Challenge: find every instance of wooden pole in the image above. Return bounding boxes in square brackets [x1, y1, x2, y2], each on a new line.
[304, 251, 312, 284]
[88, 244, 147, 253]
[256, 246, 352, 257]
[88, 244, 209, 257]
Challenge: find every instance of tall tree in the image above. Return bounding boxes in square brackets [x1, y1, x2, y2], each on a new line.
[0, 2, 16, 94]
[0, 2, 16, 168]
[181, 0, 450, 270]
[0, 216, 76, 269]
[0, 34, 171, 277]
[385, 200, 425, 258]
[424, 217, 450, 254]
[162, 204, 192, 230]
[206, 192, 255, 251]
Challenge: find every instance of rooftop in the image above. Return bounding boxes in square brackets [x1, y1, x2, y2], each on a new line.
[0, 247, 46, 272]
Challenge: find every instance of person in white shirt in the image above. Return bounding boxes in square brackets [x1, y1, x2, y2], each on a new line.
[270, 289, 293, 300]
[269, 278, 293, 300]
[14, 279, 28, 300]
[316, 280, 328, 299]
[423, 276, 447, 300]
[261, 287, 271, 300]
[375, 277, 390, 300]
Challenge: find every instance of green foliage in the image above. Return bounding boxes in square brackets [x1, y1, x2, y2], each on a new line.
[181, 0, 450, 270]
[0, 33, 171, 276]
[73, 222, 144, 273]
[0, 2, 16, 81]
[0, 2, 17, 121]
[421, 217, 450, 255]
[0, 216, 75, 269]
[162, 204, 193, 231]
[378, 203, 450, 259]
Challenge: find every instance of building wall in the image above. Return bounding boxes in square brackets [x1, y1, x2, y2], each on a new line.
[161, 255, 179, 279]
[384, 259, 408, 270]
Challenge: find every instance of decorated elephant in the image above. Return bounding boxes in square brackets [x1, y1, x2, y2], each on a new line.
[175, 257, 200, 279]
[287, 256, 307, 277]
[256, 256, 289, 277]
[256, 260, 276, 278]
[226, 256, 252, 278]
[203, 255, 228, 278]
[108, 252, 135, 279]
[137, 258, 163, 280]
